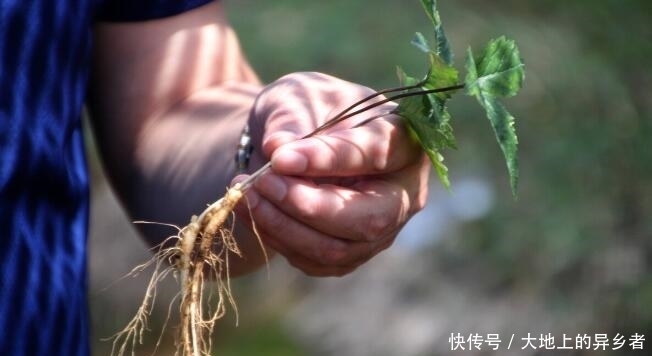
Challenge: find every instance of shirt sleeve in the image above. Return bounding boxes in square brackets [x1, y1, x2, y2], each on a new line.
[96, 0, 215, 22]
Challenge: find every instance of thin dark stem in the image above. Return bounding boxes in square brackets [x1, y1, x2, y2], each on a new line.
[306, 83, 465, 137]
[351, 111, 396, 130]
[312, 82, 425, 135]
[238, 82, 466, 191]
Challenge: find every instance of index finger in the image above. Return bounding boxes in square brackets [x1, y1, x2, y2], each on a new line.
[270, 116, 422, 177]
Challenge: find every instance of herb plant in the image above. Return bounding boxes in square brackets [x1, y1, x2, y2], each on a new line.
[109, 1, 525, 355]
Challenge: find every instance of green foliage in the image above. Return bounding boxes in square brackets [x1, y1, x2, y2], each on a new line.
[92, 3, 652, 355]
[395, 1, 524, 195]
[224, 1, 652, 350]
[395, 65, 457, 188]
[418, 0, 453, 65]
[465, 37, 525, 98]
[465, 37, 524, 195]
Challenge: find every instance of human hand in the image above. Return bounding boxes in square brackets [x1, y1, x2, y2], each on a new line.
[233, 72, 430, 277]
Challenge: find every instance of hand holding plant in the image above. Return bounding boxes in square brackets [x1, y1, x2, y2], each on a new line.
[109, 1, 525, 355]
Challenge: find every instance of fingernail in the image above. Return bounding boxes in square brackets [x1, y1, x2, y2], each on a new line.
[272, 146, 308, 174]
[257, 173, 287, 202]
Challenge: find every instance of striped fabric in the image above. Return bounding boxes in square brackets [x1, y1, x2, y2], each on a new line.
[0, 0, 212, 354]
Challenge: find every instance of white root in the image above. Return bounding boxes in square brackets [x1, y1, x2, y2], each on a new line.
[110, 184, 248, 356]
[107, 85, 406, 355]
[106, 236, 181, 356]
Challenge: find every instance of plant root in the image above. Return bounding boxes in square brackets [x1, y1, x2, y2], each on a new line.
[107, 78, 440, 356]
[109, 184, 246, 356]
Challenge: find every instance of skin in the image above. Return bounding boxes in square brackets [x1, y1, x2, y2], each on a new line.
[89, 1, 430, 277]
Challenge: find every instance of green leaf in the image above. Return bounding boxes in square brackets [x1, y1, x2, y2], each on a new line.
[465, 40, 523, 196]
[393, 2, 524, 196]
[397, 94, 451, 188]
[411, 32, 431, 53]
[480, 95, 519, 195]
[465, 36, 524, 98]
[420, 0, 453, 65]
[395, 66, 458, 189]
[395, 0, 460, 189]
[423, 54, 459, 98]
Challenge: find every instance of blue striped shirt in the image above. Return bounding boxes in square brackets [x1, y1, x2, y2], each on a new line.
[0, 0, 212, 354]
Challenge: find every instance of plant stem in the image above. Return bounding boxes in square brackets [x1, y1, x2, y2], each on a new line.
[308, 83, 465, 137]
[309, 82, 425, 135]
[238, 162, 271, 192]
[237, 82, 465, 192]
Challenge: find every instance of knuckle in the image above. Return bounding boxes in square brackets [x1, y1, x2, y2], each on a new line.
[412, 191, 428, 213]
[276, 72, 310, 85]
[317, 240, 350, 266]
[410, 164, 431, 214]
[358, 188, 414, 242]
[360, 209, 397, 242]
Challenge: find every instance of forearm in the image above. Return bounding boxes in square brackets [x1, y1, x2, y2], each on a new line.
[88, 2, 271, 275]
[95, 83, 271, 275]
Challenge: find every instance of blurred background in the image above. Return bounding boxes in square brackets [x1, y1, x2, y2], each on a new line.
[87, 0, 652, 355]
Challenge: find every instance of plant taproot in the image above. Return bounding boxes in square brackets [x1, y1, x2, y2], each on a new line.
[108, 1, 525, 355]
